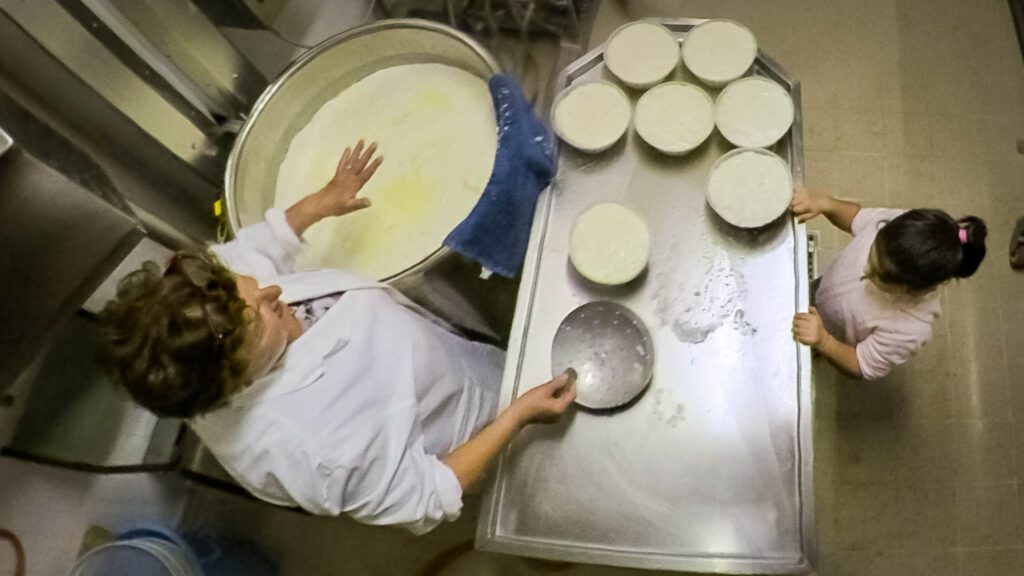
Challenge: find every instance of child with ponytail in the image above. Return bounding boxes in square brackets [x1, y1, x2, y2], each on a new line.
[790, 187, 988, 380]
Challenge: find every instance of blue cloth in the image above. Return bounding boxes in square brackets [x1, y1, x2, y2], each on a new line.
[444, 74, 557, 278]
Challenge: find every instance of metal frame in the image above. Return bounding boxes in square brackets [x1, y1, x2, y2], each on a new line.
[0, 0, 233, 182]
[0, 128, 12, 157]
[82, 0, 267, 122]
[476, 18, 814, 574]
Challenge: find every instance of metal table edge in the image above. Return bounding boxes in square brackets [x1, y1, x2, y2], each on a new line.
[476, 182, 555, 542]
[789, 80, 818, 569]
[476, 534, 813, 575]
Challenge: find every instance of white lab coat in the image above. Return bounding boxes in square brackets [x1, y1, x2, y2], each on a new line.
[191, 209, 505, 534]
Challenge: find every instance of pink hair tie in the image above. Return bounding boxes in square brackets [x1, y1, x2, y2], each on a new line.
[958, 228, 969, 245]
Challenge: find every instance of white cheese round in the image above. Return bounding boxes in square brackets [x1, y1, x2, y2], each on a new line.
[570, 203, 650, 285]
[275, 63, 496, 280]
[604, 21, 680, 89]
[682, 20, 757, 87]
[715, 77, 794, 148]
[634, 82, 715, 155]
[553, 82, 631, 153]
[706, 148, 793, 228]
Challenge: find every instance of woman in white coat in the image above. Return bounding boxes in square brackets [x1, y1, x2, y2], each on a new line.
[101, 141, 576, 534]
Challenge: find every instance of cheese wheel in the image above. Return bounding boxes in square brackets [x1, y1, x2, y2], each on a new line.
[553, 82, 631, 153]
[634, 82, 714, 155]
[682, 20, 757, 87]
[715, 77, 794, 148]
[706, 148, 792, 228]
[570, 203, 650, 285]
[275, 64, 496, 280]
[604, 21, 680, 89]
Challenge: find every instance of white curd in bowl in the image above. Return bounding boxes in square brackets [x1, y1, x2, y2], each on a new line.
[570, 203, 651, 285]
[706, 148, 793, 228]
[682, 19, 757, 87]
[634, 82, 715, 155]
[715, 76, 794, 148]
[604, 21, 680, 89]
[553, 81, 632, 153]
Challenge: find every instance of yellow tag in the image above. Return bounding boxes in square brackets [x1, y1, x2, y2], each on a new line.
[213, 199, 223, 217]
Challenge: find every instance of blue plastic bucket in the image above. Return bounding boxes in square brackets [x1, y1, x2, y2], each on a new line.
[68, 525, 276, 576]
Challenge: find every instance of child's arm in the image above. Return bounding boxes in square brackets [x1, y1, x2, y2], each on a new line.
[793, 307, 863, 378]
[790, 186, 861, 234]
[816, 333, 863, 378]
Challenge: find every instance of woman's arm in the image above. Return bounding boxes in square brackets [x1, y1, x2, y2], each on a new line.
[213, 141, 382, 278]
[793, 307, 863, 378]
[443, 371, 576, 490]
[285, 140, 383, 237]
[790, 186, 862, 234]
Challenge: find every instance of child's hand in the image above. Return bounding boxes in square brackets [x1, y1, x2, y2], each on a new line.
[317, 140, 383, 218]
[790, 186, 826, 222]
[793, 306, 831, 349]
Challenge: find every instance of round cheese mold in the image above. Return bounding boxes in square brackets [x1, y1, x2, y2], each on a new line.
[634, 81, 715, 155]
[604, 21, 680, 89]
[682, 19, 757, 88]
[706, 148, 793, 229]
[552, 81, 632, 153]
[715, 76, 794, 148]
[570, 203, 651, 285]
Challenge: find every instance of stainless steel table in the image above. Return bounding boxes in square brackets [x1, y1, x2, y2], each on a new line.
[477, 19, 814, 575]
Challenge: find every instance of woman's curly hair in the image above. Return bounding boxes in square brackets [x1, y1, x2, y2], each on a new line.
[99, 251, 252, 418]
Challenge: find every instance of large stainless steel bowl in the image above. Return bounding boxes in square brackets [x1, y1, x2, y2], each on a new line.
[225, 20, 514, 341]
[226, 19, 500, 246]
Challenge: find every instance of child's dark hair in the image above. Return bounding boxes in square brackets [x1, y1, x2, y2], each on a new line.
[873, 209, 987, 292]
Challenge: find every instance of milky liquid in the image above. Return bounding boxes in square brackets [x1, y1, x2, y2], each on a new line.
[274, 64, 497, 279]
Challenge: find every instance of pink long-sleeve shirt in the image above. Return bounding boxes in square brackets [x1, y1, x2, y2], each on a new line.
[814, 208, 942, 380]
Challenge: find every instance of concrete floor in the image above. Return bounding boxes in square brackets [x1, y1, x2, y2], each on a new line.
[179, 1, 1024, 575]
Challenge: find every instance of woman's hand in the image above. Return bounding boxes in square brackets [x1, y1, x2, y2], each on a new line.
[790, 186, 829, 223]
[317, 140, 383, 218]
[444, 370, 577, 490]
[509, 370, 578, 427]
[793, 306, 831, 350]
[284, 141, 384, 237]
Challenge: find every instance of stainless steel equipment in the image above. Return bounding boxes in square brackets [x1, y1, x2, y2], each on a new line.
[389, 0, 588, 43]
[0, 0, 263, 466]
[0, 94, 143, 393]
[551, 301, 654, 409]
[225, 19, 516, 341]
[0, 0, 270, 242]
[476, 19, 814, 574]
[0, 90, 185, 469]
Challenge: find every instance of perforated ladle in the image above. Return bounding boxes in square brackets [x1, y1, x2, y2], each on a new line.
[551, 301, 655, 410]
